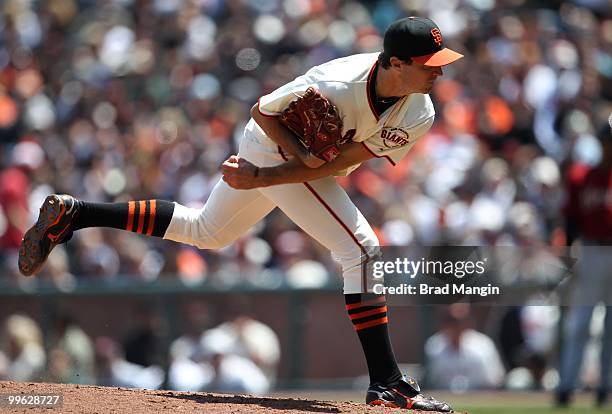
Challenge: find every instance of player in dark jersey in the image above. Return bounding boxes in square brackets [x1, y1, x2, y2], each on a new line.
[558, 122, 612, 407]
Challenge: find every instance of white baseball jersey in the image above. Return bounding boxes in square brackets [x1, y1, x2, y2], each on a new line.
[165, 53, 437, 294]
[257, 52, 435, 175]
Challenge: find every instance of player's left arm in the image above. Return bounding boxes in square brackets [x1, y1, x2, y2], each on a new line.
[221, 142, 373, 189]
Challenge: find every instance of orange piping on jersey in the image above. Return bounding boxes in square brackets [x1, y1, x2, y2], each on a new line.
[366, 61, 380, 121]
[303, 182, 371, 292]
[360, 142, 396, 166]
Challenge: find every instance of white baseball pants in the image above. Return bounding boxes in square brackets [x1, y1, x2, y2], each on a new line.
[163, 119, 379, 294]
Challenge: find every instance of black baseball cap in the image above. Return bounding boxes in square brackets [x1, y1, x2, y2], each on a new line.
[383, 17, 463, 66]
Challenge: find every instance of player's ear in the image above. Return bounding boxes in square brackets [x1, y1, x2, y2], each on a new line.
[389, 56, 404, 71]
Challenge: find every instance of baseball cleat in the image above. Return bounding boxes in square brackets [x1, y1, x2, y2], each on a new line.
[18, 195, 79, 276]
[366, 375, 453, 412]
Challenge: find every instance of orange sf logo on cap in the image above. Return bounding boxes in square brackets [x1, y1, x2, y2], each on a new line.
[431, 28, 443, 46]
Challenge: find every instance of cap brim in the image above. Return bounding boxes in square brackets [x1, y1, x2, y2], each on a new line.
[412, 48, 464, 66]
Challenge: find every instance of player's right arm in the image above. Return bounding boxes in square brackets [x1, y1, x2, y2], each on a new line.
[259, 142, 372, 184]
[251, 103, 324, 168]
[221, 142, 373, 189]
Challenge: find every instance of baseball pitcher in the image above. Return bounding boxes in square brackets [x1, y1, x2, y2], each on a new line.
[19, 17, 463, 411]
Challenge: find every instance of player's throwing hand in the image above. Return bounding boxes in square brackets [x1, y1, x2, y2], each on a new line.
[221, 155, 260, 189]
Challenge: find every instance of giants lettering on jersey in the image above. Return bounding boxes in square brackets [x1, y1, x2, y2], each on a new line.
[381, 128, 410, 148]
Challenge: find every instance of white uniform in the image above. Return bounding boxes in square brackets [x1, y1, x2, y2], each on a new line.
[163, 53, 435, 294]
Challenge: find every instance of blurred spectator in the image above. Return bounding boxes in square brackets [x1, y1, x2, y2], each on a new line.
[499, 307, 524, 369]
[45, 347, 74, 384]
[168, 302, 214, 391]
[498, 302, 559, 390]
[219, 296, 280, 381]
[169, 302, 212, 361]
[557, 122, 612, 407]
[122, 305, 165, 367]
[0, 165, 30, 252]
[0, 350, 8, 380]
[204, 314, 281, 383]
[198, 327, 271, 395]
[0, 163, 31, 279]
[168, 298, 279, 394]
[50, 313, 95, 384]
[94, 336, 164, 390]
[500, 305, 560, 391]
[168, 353, 214, 392]
[425, 304, 505, 391]
[0, 314, 46, 381]
[191, 296, 280, 394]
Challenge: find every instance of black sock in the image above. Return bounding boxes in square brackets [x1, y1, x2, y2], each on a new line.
[345, 293, 402, 386]
[73, 200, 175, 238]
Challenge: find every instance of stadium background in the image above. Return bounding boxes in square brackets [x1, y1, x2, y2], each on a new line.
[0, 0, 610, 412]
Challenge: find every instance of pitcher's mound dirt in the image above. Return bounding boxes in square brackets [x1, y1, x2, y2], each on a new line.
[0, 381, 461, 413]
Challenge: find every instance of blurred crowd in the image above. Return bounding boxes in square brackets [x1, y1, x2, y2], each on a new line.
[0, 0, 610, 407]
[0, 301, 280, 394]
[1, 301, 609, 402]
[0, 0, 610, 288]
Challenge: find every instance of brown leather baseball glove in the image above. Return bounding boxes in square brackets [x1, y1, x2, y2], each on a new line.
[279, 87, 355, 162]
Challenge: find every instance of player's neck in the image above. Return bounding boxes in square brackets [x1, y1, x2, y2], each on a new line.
[375, 66, 399, 99]
[376, 64, 416, 98]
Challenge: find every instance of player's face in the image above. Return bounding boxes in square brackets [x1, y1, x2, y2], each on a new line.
[403, 62, 443, 93]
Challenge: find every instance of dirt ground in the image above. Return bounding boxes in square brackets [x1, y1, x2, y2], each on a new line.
[0, 381, 460, 414]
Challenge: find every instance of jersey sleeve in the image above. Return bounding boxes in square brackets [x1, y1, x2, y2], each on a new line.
[361, 116, 434, 166]
[257, 77, 312, 116]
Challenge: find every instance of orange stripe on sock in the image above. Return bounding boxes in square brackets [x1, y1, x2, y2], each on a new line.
[146, 200, 156, 236]
[354, 316, 388, 331]
[350, 306, 387, 321]
[126, 201, 135, 231]
[136, 201, 146, 234]
[345, 296, 386, 311]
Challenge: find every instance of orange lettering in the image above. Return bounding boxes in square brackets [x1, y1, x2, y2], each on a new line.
[431, 28, 443, 46]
